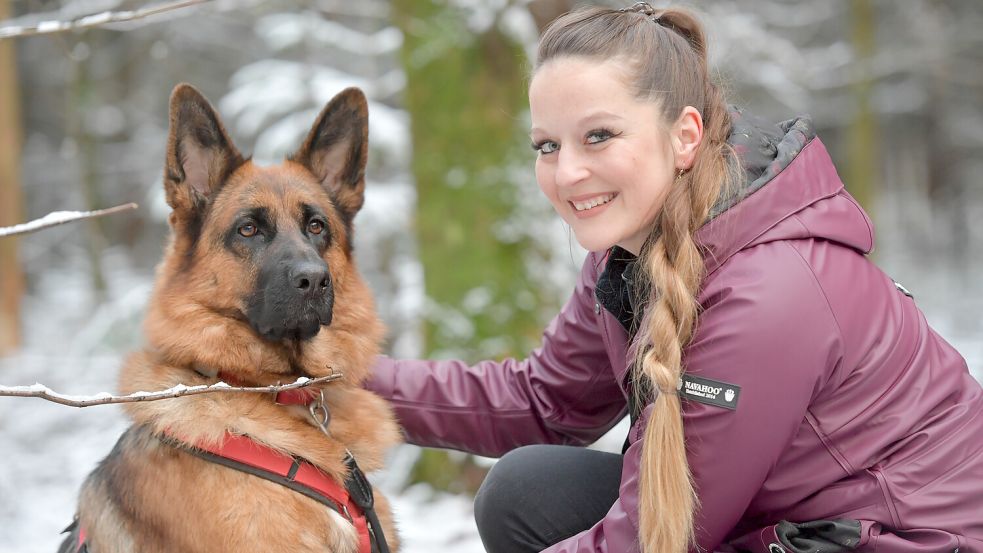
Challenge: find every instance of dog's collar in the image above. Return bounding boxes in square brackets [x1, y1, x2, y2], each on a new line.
[161, 431, 389, 553]
[194, 367, 337, 460]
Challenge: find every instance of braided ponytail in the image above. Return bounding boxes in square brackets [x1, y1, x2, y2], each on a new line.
[537, 6, 739, 552]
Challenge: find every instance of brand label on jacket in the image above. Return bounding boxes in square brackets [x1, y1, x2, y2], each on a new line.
[678, 374, 740, 410]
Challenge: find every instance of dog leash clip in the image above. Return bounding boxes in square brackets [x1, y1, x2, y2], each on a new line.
[309, 389, 332, 436]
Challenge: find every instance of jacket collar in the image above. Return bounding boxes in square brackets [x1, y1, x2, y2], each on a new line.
[696, 136, 860, 277]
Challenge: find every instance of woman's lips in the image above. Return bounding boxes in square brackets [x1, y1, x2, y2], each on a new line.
[568, 192, 617, 219]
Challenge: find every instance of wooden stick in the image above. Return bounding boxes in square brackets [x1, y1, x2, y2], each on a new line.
[0, 0, 209, 39]
[0, 373, 343, 408]
[0, 202, 138, 237]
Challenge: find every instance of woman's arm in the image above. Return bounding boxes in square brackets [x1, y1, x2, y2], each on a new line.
[366, 252, 628, 457]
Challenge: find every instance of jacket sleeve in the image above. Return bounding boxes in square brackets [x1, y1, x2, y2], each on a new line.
[541, 241, 840, 552]
[366, 252, 628, 457]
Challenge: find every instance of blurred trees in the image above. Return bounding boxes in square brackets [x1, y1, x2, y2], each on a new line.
[0, 0, 24, 355]
[714, 0, 982, 268]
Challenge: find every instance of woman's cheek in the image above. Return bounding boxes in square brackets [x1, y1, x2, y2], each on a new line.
[534, 164, 558, 206]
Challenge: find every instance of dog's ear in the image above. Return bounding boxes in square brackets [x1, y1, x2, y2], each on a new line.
[291, 87, 369, 222]
[164, 84, 244, 212]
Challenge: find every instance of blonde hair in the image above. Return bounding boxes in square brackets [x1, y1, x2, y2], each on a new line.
[536, 6, 739, 552]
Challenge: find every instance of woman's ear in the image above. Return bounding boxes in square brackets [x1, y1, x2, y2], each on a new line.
[671, 106, 703, 171]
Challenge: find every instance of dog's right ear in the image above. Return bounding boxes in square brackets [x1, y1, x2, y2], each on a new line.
[164, 84, 244, 213]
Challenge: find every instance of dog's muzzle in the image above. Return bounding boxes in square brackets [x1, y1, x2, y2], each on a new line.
[247, 259, 334, 342]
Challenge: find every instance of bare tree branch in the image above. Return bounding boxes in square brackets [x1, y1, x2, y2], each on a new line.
[0, 0, 210, 39]
[0, 373, 344, 408]
[0, 202, 137, 238]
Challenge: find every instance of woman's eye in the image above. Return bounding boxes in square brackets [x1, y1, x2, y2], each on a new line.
[308, 220, 324, 235]
[238, 223, 258, 238]
[532, 140, 558, 155]
[586, 129, 615, 144]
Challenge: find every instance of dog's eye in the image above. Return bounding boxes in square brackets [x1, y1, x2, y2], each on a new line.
[308, 220, 324, 235]
[238, 223, 258, 237]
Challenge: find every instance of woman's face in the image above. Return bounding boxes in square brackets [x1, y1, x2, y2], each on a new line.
[529, 57, 680, 255]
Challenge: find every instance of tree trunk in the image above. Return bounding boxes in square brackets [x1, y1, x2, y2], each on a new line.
[0, 0, 25, 356]
[391, 0, 542, 493]
[528, 0, 573, 33]
[846, 0, 879, 220]
[392, 1, 541, 362]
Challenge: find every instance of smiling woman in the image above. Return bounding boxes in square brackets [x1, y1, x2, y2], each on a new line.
[365, 3, 983, 553]
[529, 58, 700, 254]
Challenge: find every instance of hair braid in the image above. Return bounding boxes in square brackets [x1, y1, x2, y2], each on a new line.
[634, 76, 737, 552]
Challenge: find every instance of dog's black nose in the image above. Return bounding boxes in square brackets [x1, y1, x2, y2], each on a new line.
[290, 262, 330, 296]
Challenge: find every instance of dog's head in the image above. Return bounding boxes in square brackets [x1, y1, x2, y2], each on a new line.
[158, 84, 370, 345]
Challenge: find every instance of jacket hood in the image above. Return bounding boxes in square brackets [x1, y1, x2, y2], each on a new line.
[696, 109, 875, 276]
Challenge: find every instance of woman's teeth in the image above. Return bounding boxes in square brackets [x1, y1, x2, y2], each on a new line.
[572, 194, 615, 212]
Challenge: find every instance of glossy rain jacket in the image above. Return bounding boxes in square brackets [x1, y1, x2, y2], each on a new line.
[368, 112, 983, 552]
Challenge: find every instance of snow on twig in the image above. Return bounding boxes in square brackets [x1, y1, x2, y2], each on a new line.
[0, 373, 343, 408]
[0, 0, 210, 39]
[0, 203, 138, 238]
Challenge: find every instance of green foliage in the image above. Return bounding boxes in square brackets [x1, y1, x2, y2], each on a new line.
[408, 449, 490, 495]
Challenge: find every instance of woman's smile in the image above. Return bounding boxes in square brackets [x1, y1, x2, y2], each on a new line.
[569, 192, 618, 217]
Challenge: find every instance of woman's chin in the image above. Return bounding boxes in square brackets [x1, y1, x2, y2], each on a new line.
[571, 232, 618, 254]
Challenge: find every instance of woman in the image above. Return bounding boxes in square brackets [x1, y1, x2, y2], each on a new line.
[368, 4, 983, 552]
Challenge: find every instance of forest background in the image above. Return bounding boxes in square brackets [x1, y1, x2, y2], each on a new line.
[1, 0, 981, 551]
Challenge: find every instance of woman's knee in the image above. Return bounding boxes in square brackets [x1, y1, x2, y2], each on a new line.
[473, 445, 553, 553]
[473, 445, 541, 527]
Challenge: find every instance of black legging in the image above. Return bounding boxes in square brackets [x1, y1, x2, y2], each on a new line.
[473, 445, 624, 553]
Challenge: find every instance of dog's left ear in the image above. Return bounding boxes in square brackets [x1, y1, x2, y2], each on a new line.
[291, 88, 369, 221]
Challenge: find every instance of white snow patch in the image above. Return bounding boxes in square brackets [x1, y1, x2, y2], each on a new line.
[36, 20, 66, 32]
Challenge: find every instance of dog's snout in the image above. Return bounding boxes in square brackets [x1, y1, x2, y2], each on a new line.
[290, 262, 330, 295]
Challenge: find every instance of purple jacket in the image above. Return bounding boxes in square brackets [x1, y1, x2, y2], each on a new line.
[369, 120, 983, 552]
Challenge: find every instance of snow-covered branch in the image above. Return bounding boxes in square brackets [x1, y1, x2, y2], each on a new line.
[0, 373, 343, 408]
[0, 202, 138, 238]
[0, 0, 210, 39]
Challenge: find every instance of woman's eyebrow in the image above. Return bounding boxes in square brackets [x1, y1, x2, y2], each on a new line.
[530, 111, 625, 135]
[580, 110, 623, 124]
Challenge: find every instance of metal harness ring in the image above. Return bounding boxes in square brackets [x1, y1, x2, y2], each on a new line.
[309, 390, 331, 432]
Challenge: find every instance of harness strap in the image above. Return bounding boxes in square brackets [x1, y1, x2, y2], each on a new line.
[344, 454, 391, 553]
[61, 518, 88, 553]
[161, 432, 378, 553]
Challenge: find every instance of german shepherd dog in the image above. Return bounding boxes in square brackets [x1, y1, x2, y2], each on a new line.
[57, 84, 401, 553]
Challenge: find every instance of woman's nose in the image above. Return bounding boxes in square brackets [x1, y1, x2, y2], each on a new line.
[554, 148, 589, 188]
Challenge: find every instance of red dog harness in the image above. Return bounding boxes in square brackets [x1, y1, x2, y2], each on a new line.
[71, 375, 390, 553]
[165, 431, 381, 553]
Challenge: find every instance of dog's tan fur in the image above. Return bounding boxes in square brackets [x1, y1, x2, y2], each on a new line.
[64, 84, 401, 553]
